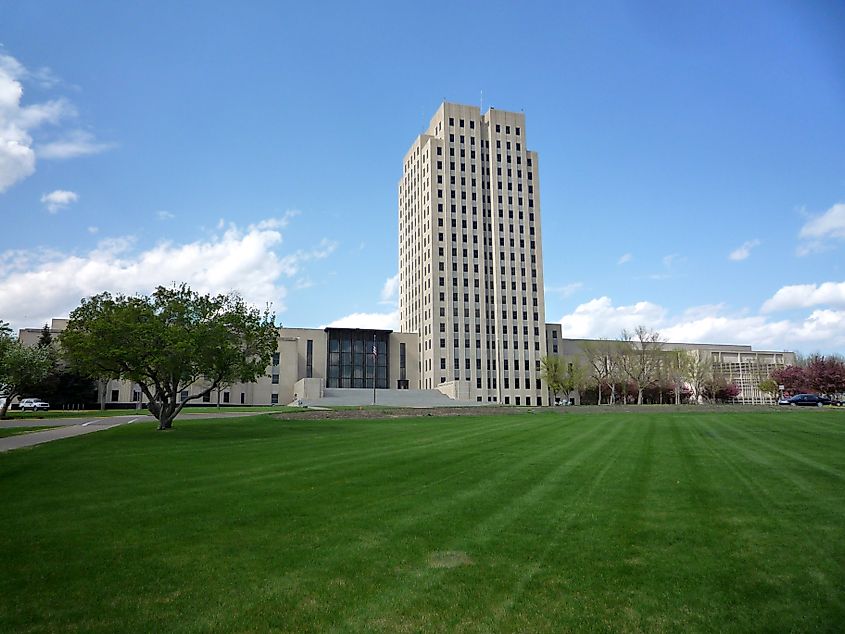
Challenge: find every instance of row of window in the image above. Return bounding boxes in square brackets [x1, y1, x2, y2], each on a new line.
[437, 337, 542, 352]
[447, 116, 521, 137]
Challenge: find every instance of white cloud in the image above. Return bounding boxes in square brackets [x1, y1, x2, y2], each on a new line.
[640, 253, 685, 281]
[660, 315, 792, 347]
[762, 281, 845, 313]
[558, 296, 845, 351]
[36, 129, 115, 159]
[323, 272, 401, 329]
[156, 210, 175, 220]
[40, 189, 78, 213]
[0, 217, 335, 332]
[546, 282, 583, 298]
[799, 203, 845, 239]
[0, 52, 109, 192]
[560, 296, 666, 338]
[324, 310, 399, 331]
[618, 253, 633, 265]
[797, 203, 845, 255]
[729, 238, 760, 261]
[87, 226, 99, 234]
[380, 273, 400, 304]
[278, 238, 337, 276]
[662, 253, 683, 268]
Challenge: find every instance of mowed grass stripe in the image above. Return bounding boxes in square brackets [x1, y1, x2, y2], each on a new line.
[704, 413, 845, 522]
[1, 410, 844, 632]
[3, 414, 531, 518]
[693, 415, 845, 626]
[1, 414, 577, 631]
[342, 416, 631, 631]
[210, 414, 616, 632]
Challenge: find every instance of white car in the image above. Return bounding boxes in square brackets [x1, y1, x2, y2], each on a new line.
[19, 398, 50, 412]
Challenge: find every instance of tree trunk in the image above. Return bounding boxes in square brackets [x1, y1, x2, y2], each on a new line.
[99, 380, 108, 411]
[637, 388, 644, 405]
[0, 394, 14, 420]
[156, 402, 176, 430]
[596, 382, 602, 406]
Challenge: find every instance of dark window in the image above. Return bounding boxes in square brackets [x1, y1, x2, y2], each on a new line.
[272, 352, 280, 366]
[400, 342, 407, 380]
[223, 391, 230, 403]
[271, 394, 279, 405]
[306, 339, 313, 378]
[111, 389, 119, 402]
[326, 329, 389, 389]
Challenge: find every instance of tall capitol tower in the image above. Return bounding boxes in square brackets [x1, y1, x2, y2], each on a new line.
[399, 102, 547, 405]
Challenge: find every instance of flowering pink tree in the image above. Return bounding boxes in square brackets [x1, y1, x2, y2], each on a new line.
[806, 355, 845, 395]
[771, 365, 808, 395]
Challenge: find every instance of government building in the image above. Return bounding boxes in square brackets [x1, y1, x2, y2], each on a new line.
[15, 103, 795, 408]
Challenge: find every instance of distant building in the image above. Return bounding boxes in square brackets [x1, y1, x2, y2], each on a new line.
[14, 103, 796, 408]
[545, 325, 796, 405]
[400, 102, 546, 405]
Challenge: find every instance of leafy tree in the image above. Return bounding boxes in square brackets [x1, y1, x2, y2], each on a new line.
[716, 381, 741, 402]
[0, 336, 54, 419]
[771, 365, 807, 395]
[758, 378, 779, 402]
[618, 326, 664, 405]
[561, 357, 588, 404]
[37, 324, 53, 348]
[805, 354, 845, 396]
[38, 367, 98, 409]
[60, 285, 279, 430]
[540, 355, 565, 404]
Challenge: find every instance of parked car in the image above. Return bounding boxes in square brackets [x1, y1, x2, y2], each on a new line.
[780, 394, 828, 407]
[19, 398, 50, 412]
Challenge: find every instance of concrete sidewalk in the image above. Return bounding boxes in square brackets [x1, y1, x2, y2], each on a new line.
[0, 411, 266, 453]
[0, 417, 139, 452]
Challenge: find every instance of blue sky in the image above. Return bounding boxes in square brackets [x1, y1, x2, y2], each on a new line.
[1, 1, 844, 353]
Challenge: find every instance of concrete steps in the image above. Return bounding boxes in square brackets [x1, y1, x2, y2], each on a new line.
[303, 388, 482, 408]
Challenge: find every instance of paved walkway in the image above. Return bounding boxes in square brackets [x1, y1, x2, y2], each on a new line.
[0, 411, 265, 453]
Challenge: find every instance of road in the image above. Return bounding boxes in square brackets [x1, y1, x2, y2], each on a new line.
[0, 411, 265, 453]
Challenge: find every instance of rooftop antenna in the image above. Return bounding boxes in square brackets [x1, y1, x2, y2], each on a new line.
[480, 89, 483, 114]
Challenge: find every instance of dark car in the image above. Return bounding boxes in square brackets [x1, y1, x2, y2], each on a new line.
[781, 394, 829, 407]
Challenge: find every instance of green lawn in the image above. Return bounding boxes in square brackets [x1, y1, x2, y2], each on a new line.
[1, 409, 843, 632]
[183, 405, 307, 414]
[0, 409, 121, 420]
[1, 405, 306, 420]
